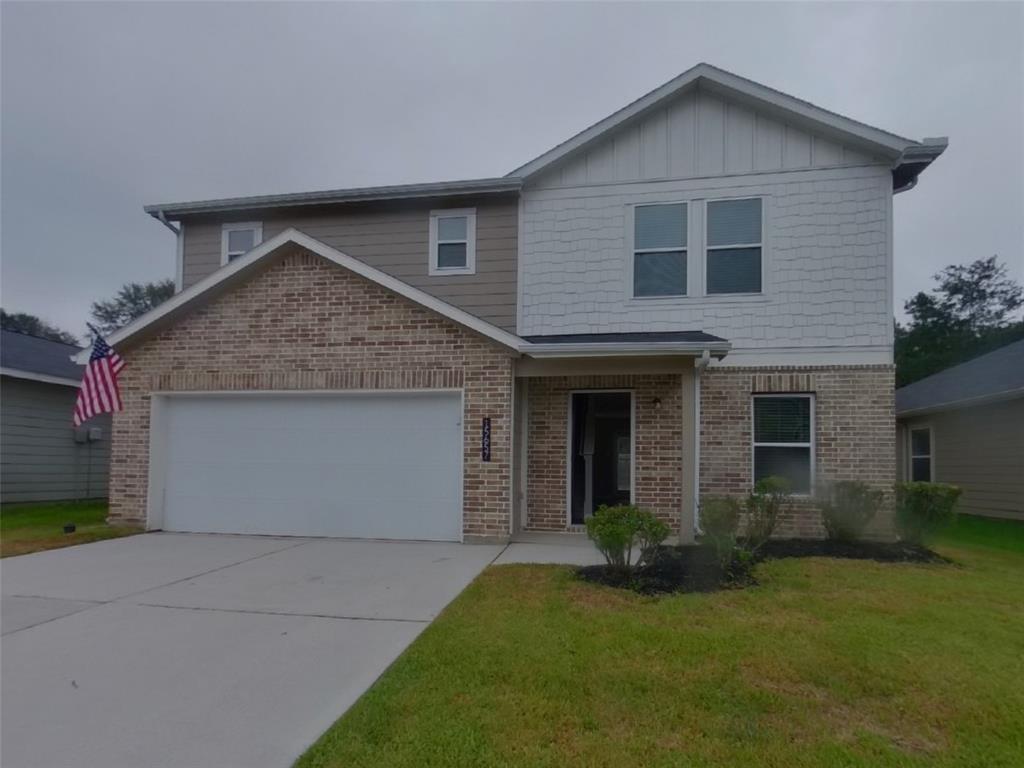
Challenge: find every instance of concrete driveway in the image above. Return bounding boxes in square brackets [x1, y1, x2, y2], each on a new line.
[1, 533, 504, 768]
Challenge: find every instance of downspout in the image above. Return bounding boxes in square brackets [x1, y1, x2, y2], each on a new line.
[692, 349, 712, 535]
[151, 210, 184, 292]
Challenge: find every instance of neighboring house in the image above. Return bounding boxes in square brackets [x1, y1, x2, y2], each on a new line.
[1, 330, 110, 503]
[86, 63, 946, 542]
[896, 340, 1024, 521]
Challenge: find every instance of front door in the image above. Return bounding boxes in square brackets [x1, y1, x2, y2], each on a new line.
[569, 392, 632, 525]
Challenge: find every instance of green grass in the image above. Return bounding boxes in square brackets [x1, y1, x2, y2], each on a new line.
[1, 500, 140, 557]
[298, 516, 1024, 768]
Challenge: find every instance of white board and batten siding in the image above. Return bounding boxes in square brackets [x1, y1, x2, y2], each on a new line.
[520, 86, 895, 367]
[149, 391, 464, 541]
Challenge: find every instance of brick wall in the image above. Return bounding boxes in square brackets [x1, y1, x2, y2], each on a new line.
[109, 247, 516, 538]
[525, 374, 685, 532]
[700, 365, 896, 538]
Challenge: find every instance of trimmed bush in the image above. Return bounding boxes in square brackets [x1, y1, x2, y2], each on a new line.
[699, 496, 741, 565]
[743, 476, 791, 553]
[817, 480, 885, 542]
[895, 482, 962, 544]
[585, 505, 668, 572]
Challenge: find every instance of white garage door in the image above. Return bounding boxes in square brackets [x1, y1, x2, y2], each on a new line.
[158, 392, 463, 541]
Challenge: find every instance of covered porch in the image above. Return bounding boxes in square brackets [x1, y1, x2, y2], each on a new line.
[510, 332, 730, 543]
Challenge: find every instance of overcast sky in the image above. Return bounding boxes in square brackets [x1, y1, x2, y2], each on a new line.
[2, 1, 1022, 340]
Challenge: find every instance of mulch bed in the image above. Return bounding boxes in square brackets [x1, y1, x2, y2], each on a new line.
[577, 539, 950, 596]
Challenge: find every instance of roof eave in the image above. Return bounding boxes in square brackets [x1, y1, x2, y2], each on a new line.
[892, 137, 949, 193]
[145, 178, 522, 220]
[896, 386, 1024, 418]
[521, 341, 732, 359]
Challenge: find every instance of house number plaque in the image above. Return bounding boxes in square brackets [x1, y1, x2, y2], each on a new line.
[481, 417, 491, 462]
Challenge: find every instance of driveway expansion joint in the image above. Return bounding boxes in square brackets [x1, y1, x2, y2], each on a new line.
[133, 602, 432, 623]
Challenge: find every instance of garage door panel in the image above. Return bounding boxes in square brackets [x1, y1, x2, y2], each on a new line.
[159, 393, 463, 541]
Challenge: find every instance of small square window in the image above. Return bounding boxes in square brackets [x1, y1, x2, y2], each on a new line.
[221, 223, 263, 265]
[707, 198, 762, 294]
[429, 209, 476, 275]
[633, 203, 687, 297]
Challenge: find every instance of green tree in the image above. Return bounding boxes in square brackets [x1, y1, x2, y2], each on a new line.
[90, 279, 174, 336]
[0, 309, 79, 345]
[896, 256, 1024, 387]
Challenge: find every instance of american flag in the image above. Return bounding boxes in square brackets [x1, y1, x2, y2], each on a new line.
[73, 333, 125, 426]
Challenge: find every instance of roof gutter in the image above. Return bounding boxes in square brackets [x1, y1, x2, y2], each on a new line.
[520, 341, 731, 359]
[892, 137, 948, 194]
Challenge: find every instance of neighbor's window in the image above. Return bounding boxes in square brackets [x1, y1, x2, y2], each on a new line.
[706, 198, 762, 294]
[429, 209, 476, 275]
[909, 427, 933, 481]
[221, 222, 263, 265]
[753, 395, 813, 494]
[633, 202, 687, 297]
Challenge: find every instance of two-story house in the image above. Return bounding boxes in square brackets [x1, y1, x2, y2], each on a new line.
[88, 64, 946, 542]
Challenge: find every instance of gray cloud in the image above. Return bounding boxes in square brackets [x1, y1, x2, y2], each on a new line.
[2, 1, 1021, 339]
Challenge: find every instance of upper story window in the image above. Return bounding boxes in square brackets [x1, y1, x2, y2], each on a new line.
[706, 198, 762, 294]
[753, 394, 813, 494]
[221, 222, 263, 265]
[909, 427, 933, 481]
[429, 208, 476, 275]
[633, 202, 687, 297]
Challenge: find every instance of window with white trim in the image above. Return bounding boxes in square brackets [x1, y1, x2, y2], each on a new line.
[633, 202, 687, 297]
[706, 198, 762, 294]
[909, 427, 933, 482]
[221, 222, 263, 265]
[429, 209, 476, 275]
[753, 394, 813, 493]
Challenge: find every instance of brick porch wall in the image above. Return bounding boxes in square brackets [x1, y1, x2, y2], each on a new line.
[525, 374, 685, 532]
[108, 247, 516, 539]
[700, 365, 897, 538]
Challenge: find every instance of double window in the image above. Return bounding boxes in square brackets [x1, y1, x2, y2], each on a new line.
[752, 395, 813, 494]
[221, 222, 263, 265]
[909, 427, 933, 481]
[429, 209, 476, 275]
[630, 196, 763, 298]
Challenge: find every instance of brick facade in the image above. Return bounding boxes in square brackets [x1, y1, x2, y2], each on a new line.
[108, 247, 516, 539]
[525, 374, 686, 532]
[700, 365, 897, 538]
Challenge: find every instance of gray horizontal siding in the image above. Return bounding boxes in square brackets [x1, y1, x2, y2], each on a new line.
[1, 377, 110, 503]
[181, 196, 519, 331]
[899, 398, 1024, 520]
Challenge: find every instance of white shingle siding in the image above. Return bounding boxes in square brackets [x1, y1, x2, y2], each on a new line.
[519, 164, 893, 361]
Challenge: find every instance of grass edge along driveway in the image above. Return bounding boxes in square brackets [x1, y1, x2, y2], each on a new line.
[1, 500, 140, 557]
[297, 516, 1024, 768]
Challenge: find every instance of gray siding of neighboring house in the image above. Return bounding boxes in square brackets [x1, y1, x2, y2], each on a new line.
[897, 398, 1024, 520]
[1, 377, 111, 503]
[180, 196, 519, 331]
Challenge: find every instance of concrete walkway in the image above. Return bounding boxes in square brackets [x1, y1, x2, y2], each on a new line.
[1, 531, 603, 768]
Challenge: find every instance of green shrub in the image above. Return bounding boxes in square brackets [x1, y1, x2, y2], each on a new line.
[742, 476, 791, 553]
[585, 505, 668, 571]
[817, 480, 885, 542]
[699, 496, 741, 565]
[895, 482, 962, 544]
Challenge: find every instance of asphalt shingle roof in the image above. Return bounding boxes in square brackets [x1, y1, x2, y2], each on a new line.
[895, 339, 1024, 415]
[1, 330, 83, 382]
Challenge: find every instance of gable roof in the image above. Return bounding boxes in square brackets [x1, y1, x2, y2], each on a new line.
[507, 62, 947, 189]
[76, 229, 525, 363]
[895, 339, 1024, 416]
[1, 330, 83, 386]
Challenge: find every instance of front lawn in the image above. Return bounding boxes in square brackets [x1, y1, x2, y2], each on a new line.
[1, 500, 140, 557]
[298, 517, 1024, 767]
